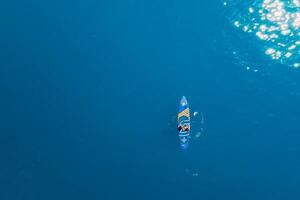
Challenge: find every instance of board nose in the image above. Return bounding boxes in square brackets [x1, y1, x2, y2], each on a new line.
[180, 96, 188, 106]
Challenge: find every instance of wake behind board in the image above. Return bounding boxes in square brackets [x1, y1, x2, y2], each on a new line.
[177, 96, 191, 149]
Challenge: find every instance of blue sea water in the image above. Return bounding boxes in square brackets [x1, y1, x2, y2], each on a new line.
[1, 0, 300, 199]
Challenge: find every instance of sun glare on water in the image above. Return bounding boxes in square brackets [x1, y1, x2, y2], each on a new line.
[230, 0, 300, 67]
